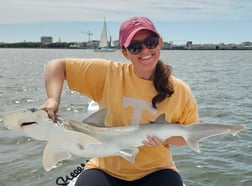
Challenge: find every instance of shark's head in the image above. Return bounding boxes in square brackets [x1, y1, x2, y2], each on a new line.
[3, 108, 49, 131]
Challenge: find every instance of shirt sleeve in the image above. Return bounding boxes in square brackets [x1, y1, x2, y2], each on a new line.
[171, 76, 199, 125]
[180, 94, 199, 124]
[65, 58, 110, 101]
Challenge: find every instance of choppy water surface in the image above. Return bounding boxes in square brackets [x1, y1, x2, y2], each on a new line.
[0, 49, 251, 186]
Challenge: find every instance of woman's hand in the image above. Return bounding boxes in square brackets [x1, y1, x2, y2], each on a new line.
[142, 135, 163, 147]
[39, 97, 59, 122]
[142, 135, 188, 147]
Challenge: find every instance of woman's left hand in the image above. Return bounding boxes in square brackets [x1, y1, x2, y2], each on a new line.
[142, 135, 163, 147]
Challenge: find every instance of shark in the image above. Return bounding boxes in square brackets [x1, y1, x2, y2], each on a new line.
[3, 108, 245, 171]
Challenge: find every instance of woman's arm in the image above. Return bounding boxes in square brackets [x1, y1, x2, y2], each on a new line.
[39, 59, 66, 121]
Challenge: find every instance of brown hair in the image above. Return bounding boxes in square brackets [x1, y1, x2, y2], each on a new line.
[152, 60, 174, 108]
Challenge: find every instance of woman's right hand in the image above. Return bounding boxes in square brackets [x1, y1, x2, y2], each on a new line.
[39, 97, 60, 122]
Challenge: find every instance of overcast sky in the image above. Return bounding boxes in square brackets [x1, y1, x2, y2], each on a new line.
[0, 0, 251, 44]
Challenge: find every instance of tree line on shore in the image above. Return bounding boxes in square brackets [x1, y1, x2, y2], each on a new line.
[1, 41, 251, 50]
[0, 42, 79, 48]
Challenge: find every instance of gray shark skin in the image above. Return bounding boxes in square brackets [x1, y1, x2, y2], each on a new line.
[3, 108, 245, 171]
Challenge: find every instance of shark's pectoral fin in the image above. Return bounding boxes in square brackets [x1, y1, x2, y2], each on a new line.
[43, 143, 72, 171]
[118, 147, 139, 163]
[42, 131, 100, 172]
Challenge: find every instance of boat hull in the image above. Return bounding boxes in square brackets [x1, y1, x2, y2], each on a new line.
[94, 47, 116, 52]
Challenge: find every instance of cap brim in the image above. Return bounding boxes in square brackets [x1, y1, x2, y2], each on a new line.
[123, 27, 159, 47]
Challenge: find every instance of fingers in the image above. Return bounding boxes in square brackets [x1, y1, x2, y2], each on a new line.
[142, 135, 162, 147]
[39, 98, 59, 122]
[39, 105, 56, 122]
[48, 109, 56, 122]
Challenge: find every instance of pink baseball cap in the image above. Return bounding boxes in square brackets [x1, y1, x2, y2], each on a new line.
[119, 17, 160, 48]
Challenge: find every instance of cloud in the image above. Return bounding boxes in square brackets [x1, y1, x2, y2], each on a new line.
[0, 0, 251, 24]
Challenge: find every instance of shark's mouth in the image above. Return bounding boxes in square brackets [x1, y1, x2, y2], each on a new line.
[20, 121, 38, 127]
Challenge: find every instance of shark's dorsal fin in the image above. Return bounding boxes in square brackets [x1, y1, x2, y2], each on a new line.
[83, 109, 108, 127]
[152, 114, 169, 124]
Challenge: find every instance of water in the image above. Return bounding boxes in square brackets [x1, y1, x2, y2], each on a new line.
[0, 49, 251, 186]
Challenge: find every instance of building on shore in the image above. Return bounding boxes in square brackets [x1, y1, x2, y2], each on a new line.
[41, 36, 53, 45]
[186, 41, 193, 49]
[174, 41, 252, 50]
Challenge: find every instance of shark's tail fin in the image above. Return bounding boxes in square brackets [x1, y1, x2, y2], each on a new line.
[229, 125, 246, 136]
[182, 124, 245, 153]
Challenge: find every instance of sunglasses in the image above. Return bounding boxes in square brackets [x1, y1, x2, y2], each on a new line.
[127, 35, 159, 55]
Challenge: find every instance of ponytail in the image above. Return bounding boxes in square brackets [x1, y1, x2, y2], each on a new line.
[152, 60, 174, 108]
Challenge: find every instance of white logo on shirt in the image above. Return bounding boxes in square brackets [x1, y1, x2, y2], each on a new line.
[122, 97, 157, 124]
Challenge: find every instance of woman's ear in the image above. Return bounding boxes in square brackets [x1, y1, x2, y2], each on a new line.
[121, 48, 129, 59]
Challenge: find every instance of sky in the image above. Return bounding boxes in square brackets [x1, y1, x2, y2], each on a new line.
[0, 0, 252, 44]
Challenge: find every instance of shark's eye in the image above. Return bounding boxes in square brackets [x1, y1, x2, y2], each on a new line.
[28, 108, 38, 113]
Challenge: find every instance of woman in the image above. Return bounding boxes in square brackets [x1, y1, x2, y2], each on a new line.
[40, 17, 199, 186]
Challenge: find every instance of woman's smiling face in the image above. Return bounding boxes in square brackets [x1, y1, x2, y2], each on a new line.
[122, 30, 163, 80]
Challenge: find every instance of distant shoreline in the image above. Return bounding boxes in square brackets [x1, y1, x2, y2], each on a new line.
[1, 41, 252, 50]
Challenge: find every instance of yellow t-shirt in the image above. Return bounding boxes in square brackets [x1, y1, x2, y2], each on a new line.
[65, 58, 199, 181]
